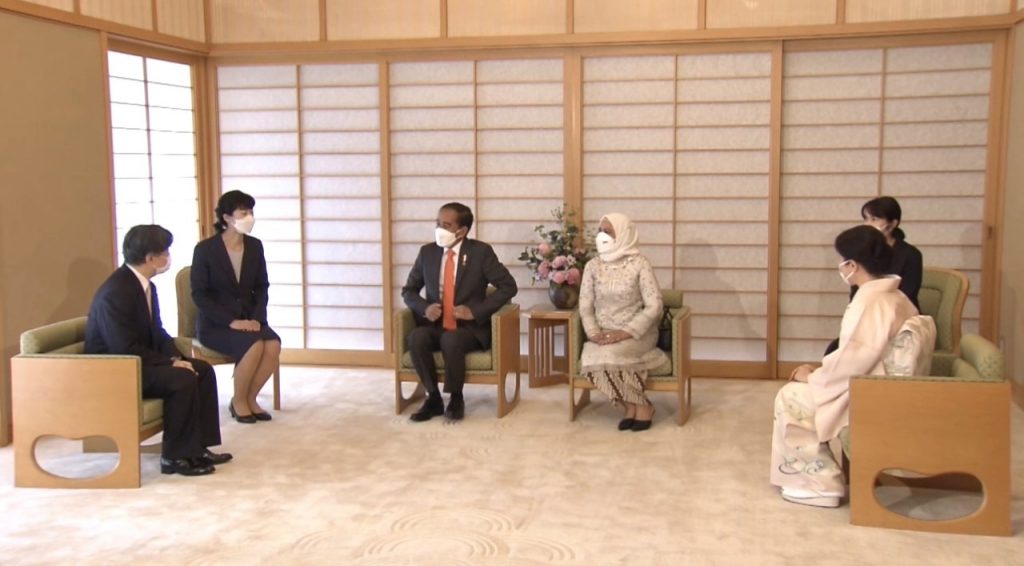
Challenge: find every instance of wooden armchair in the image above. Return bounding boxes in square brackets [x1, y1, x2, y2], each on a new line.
[394, 301, 521, 418]
[11, 317, 167, 488]
[849, 333, 1011, 536]
[175, 266, 281, 410]
[567, 289, 692, 426]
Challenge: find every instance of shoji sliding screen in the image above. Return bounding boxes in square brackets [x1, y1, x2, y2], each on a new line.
[218, 63, 384, 351]
[389, 58, 565, 347]
[582, 51, 772, 365]
[779, 43, 991, 361]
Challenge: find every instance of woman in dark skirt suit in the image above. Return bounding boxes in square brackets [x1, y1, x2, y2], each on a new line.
[191, 190, 281, 423]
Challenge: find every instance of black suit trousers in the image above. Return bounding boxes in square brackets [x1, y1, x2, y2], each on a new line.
[142, 359, 221, 459]
[406, 326, 483, 396]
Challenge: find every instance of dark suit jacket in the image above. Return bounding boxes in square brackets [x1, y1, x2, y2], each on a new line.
[850, 238, 923, 311]
[401, 238, 518, 346]
[84, 265, 183, 367]
[190, 234, 270, 333]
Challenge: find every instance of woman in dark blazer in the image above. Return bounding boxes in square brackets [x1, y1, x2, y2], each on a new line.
[191, 190, 281, 423]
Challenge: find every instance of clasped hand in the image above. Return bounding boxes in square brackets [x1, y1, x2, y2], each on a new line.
[590, 329, 631, 345]
[230, 319, 261, 332]
[424, 303, 474, 322]
[789, 363, 816, 383]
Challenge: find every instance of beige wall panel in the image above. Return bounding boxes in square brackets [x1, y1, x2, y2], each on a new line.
[781, 173, 877, 197]
[0, 12, 113, 445]
[707, 0, 836, 28]
[210, 0, 319, 43]
[19, 0, 73, 10]
[882, 171, 985, 196]
[81, 0, 153, 29]
[326, 0, 440, 40]
[574, 0, 699, 33]
[585, 175, 674, 197]
[156, 0, 205, 41]
[677, 175, 768, 198]
[448, 0, 566, 38]
[784, 49, 883, 76]
[846, 0, 1008, 23]
[1002, 23, 1024, 385]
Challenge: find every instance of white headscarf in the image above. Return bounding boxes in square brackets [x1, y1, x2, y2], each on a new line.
[598, 213, 640, 263]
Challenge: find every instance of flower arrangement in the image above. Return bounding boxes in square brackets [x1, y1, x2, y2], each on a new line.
[518, 206, 594, 288]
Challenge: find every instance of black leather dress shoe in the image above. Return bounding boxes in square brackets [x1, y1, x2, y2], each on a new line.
[160, 457, 215, 476]
[229, 398, 257, 424]
[253, 411, 272, 421]
[410, 397, 444, 422]
[198, 449, 233, 466]
[445, 395, 465, 421]
[618, 418, 635, 431]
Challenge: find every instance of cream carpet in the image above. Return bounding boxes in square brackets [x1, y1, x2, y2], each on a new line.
[1, 367, 1022, 565]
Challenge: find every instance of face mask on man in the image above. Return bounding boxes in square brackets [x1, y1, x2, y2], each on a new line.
[234, 215, 255, 235]
[435, 227, 459, 249]
[838, 260, 854, 285]
[154, 254, 171, 275]
[595, 231, 615, 255]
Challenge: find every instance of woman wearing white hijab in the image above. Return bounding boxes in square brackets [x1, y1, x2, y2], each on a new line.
[579, 213, 667, 431]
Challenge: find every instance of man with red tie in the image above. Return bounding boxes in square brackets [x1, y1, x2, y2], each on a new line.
[401, 202, 518, 421]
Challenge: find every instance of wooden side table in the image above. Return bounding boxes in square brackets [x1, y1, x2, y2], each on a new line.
[523, 305, 575, 388]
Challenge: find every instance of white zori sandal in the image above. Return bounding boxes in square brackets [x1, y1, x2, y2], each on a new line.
[780, 487, 842, 508]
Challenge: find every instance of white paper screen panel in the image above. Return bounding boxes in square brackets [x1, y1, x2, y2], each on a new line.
[581, 52, 771, 362]
[389, 59, 565, 352]
[780, 44, 990, 361]
[218, 63, 384, 350]
[110, 52, 200, 336]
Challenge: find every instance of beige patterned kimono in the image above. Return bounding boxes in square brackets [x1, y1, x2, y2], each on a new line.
[579, 254, 668, 407]
[770, 276, 918, 495]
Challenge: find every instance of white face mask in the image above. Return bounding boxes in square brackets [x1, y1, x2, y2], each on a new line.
[154, 254, 171, 275]
[838, 260, 854, 285]
[595, 232, 615, 255]
[233, 215, 255, 235]
[435, 227, 459, 249]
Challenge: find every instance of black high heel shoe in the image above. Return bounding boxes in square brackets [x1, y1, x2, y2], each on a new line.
[617, 418, 635, 431]
[229, 398, 257, 424]
[252, 411, 272, 421]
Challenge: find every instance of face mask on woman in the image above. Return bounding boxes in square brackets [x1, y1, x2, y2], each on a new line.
[233, 215, 255, 235]
[595, 231, 615, 255]
[435, 227, 458, 248]
[838, 259, 855, 285]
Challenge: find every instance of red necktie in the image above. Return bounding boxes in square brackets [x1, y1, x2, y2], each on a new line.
[442, 249, 456, 331]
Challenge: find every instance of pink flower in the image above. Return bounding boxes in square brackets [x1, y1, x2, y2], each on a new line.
[537, 261, 551, 279]
[566, 267, 581, 286]
[538, 242, 552, 255]
[552, 255, 568, 269]
[551, 270, 567, 284]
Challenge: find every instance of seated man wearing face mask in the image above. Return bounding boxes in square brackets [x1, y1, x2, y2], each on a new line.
[86, 225, 230, 477]
[401, 202, 518, 421]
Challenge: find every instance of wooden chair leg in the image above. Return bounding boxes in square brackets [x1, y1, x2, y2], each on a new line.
[395, 376, 426, 415]
[570, 379, 591, 421]
[272, 363, 281, 411]
[496, 368, 522, 418]
[675, 375, 692, 426]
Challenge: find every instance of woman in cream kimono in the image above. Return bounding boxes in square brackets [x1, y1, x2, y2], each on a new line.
[579, 213, 668, 432]
[771, 225, 918, 508]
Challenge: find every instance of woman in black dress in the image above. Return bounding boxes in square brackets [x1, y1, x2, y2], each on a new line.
[191, 190, 281, 423]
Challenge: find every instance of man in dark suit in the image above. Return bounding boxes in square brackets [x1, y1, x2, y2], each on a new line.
[402, 202, 518, 421]
[85, 225, 231, 476]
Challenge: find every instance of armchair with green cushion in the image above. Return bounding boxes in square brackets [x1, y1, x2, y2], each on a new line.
[394, 300, 521, 418]
[917, 266, 968, 377]
[848, 333, 1011, 536]
[11, 317, 170, 488]
[567, 289, 692, 426]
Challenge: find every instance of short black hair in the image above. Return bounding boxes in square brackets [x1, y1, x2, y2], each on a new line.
[834, 224, 892, 277]
[214, 190, 256, 233]
[861, 196, 905, 241]
[123, 225, 173, 266]
[441, 202, 473, 232]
